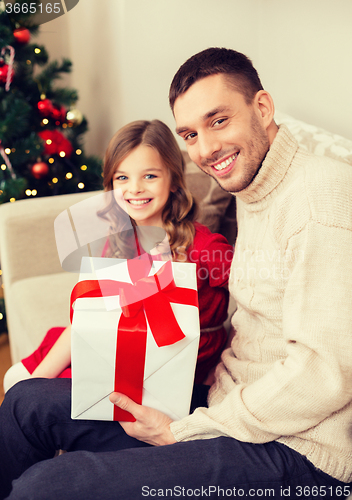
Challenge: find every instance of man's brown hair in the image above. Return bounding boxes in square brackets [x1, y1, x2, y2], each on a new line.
[169, 47, 263, 110]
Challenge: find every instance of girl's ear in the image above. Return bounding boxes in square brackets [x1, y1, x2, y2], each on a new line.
[170, 182, 178, 193]
[253, 90, 275, 130]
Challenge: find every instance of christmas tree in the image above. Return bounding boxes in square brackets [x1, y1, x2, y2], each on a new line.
[0, 0, 103, 204]
[0, 0, 103, 332]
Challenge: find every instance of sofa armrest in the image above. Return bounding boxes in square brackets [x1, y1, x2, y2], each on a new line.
[0, 191, 102, 288]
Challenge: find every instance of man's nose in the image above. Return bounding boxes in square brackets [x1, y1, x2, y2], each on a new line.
[197, 132, 221, 160]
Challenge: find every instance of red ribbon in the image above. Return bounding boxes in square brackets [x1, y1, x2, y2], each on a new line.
[70, 256, 198, 421]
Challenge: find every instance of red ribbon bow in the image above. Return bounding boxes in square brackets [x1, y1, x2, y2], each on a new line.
[70, 255, 198, 421]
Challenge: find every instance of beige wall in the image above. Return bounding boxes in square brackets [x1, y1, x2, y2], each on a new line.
[37, 0, 352, 157]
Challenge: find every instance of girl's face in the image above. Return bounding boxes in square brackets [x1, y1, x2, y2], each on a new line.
[112, 144, 173, 227]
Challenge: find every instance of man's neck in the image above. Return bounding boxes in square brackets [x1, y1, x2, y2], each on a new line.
[267, 120, 279, 146]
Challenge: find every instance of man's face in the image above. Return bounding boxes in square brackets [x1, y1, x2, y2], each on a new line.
[174, 73, 271, 193]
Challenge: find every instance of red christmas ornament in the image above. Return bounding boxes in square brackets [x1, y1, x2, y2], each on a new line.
[31, 161, 49, 179]
[51, 104, 67, 123]
[0, 63, 14, 85]
[38, 99, 54, 116]
[38, 130, 73, 158]
[13, 28, 31, 45]
[38, 100, 67, 123]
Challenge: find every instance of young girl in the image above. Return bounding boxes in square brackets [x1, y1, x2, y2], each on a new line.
[3, 119, 233, 392]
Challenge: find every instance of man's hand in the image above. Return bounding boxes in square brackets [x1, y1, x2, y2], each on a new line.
[109, 392, 177, 446]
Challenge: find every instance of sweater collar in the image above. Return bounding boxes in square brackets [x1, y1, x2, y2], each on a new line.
[235, 124, 299, 204]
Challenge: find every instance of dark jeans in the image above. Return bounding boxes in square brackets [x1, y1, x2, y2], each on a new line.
[0, 379, 349, 500]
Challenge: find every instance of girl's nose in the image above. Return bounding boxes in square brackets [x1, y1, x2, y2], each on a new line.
[129, 180, 143, 195]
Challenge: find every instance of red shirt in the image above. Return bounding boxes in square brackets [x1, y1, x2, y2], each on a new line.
[188, 223, 233, 382]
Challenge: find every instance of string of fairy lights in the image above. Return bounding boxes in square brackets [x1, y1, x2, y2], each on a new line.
[0, 41, 93, 202]
[0, 147, 88, 202]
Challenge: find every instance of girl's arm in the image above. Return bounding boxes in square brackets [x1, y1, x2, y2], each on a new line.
[31, 325, 71, 379]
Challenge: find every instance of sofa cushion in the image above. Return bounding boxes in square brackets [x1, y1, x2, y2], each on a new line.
[10, 272, 78, 360]
[275, 111, 352, 165]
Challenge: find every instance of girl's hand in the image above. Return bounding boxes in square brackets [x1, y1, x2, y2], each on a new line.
[109, 392, 177, 446]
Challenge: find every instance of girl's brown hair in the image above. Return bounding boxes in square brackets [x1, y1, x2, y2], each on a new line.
[99, 119, 197, 261]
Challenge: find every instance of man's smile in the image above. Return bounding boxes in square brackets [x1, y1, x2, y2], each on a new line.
[212, 152, 239, 170]
[207, 152, 239, 176]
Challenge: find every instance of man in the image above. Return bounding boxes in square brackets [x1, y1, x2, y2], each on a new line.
[1, 48, 351, 499]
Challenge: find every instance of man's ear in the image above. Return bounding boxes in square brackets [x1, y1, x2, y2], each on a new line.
[254, 90, 275, 130]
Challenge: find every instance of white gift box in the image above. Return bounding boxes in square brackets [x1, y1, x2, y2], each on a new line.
[71, 256, 200, 421]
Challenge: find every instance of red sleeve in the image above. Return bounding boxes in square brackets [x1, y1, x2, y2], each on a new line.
[101, 238, 110, 257]
[188, 223, 234, 288]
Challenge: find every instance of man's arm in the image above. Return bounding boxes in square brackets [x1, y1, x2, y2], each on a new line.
[112, 223, 352, 447]
[175, 222, 352, 442]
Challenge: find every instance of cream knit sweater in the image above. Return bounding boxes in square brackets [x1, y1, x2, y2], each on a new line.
[170, 125, 352, 483]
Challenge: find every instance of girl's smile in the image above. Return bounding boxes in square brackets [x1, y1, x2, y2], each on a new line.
[112, 144, 173, 227]
[127, 198, 152, 206]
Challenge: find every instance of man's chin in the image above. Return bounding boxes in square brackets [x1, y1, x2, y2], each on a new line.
[196, 164, 250, 194]
[208, 172, 242, 194]
[198, 167, 230, 190]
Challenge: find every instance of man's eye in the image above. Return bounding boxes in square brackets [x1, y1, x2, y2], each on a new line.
[184, 132, 197, 141]
[214, 118, 226, 126]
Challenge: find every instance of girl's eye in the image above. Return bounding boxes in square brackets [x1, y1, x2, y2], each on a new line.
[145, 174, 157, 180]
[114, 175, 127, 181]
